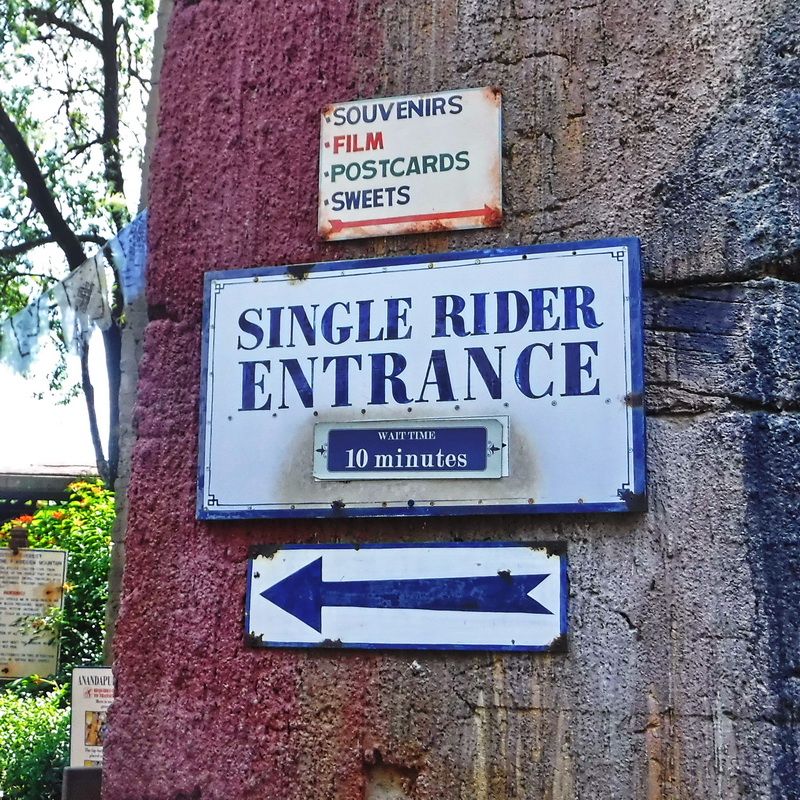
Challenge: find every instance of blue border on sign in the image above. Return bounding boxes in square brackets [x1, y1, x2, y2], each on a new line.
[626, 239, 647, 500]
[197, 238, 646, 520]
[244, 542, 568, 652]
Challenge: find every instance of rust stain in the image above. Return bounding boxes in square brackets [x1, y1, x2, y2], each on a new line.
[625, 391, 644, 407]
[484, 85, 503, 106]
[320, 103, 336, 119]
[548, 632, 568, 653]
[0, 661, 27, 677]
[645, 687, 680, 800]
[484, 204, 503, 228]
[320, 204, 502, 241]
[645, 689, 661, 800]
[328, 215, 498, 241]
[39, 580, 64, 604]
[0, 656, 56, 679]
[416, 219, 450, 234]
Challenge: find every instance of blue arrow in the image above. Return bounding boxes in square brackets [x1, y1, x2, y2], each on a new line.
[261, 557, 552, 632]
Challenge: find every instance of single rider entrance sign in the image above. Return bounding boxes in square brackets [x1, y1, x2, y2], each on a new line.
[197, 238, 645, 519]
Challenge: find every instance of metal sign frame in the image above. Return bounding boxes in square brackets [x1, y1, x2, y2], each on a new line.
[197, 238, 645, 519]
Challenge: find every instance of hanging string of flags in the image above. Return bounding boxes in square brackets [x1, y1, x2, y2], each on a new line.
[107, 208, 147, 305]
[0, 210, 147, 374]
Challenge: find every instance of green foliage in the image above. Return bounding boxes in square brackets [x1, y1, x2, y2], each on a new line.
[1, 479, 115, 674]
[0, 0, 154, 306]
[0, 0, 154, 481]
[0, 688, 69, 800]
[0, 481, 114, 797]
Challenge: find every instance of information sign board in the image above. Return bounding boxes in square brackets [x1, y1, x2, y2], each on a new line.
[0, 548, 66, 679]
[70, 667, 113, 767]
[318, 87, 502, 240]
[198, 238, 645, 519]
[246, 543, 566, 651]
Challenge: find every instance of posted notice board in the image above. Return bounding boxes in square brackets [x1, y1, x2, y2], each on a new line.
[0, 548, 66, 679]
[318, 87, 502, 240]
[70, 667, 113, 767]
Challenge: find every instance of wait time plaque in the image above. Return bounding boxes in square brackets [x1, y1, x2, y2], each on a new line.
[313, 417, 508, 480]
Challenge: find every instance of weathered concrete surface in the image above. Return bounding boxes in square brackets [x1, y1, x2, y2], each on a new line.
[104, 0, 800, 798]
[104, 0, 173, 664]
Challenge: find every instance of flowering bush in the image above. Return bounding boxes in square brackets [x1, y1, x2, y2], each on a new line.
[1, 480, 114, 674]
[0, 481, 114, 798]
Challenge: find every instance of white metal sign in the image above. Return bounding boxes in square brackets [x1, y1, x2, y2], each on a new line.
[246, 543, 566, 651]
[0, 548, 66, 679]
[318, 87, 502, 240]
[198, 239, 645, 519]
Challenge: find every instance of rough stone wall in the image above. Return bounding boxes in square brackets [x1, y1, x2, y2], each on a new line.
[103, 1, 800, 799]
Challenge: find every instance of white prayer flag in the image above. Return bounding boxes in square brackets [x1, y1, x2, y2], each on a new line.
[0, 295, 50, 374]
[50, 254, 112, 355]
[108, 209, 147, 304]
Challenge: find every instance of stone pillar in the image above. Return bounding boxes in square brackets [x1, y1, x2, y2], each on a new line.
[103, 1, 800, 798]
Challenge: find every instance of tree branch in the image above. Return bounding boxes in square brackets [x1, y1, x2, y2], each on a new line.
[0, 234, 106, 260]
[0, 268, 57, 282]
[64, 137, 106, 161]
[0, 99, 87, 270]
[100, 0, 128, 233]
[24, 8, 103, 50]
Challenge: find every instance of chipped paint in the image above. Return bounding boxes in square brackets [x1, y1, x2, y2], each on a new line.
[247, 544, 280, 559]
[286, 262, 315, 282]
[618, 488, 648, 513]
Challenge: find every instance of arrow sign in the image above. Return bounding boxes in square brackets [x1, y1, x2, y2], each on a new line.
[328, 206, 497, 234]
[262, 557, 551, 632]
[247, 543, 567, 651]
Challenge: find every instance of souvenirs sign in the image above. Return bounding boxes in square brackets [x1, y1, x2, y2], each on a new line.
[318, 87, 502, 240]
[197, 238, 645, 519]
